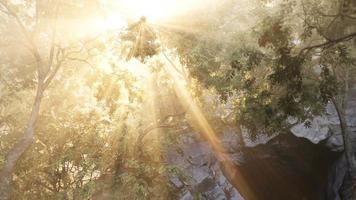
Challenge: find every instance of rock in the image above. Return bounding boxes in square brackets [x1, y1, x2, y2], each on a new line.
[291, 116, 330, 144]
[325, 126, 344, 152]
[170, 177, 184, 189]
[186, 165, 211, 184]
[220, 130, 240, 151]
[183, 142, 211, 166]
[326, 102, 340, 125]
[327, 154, 348, 200]
[201, 185, 227, 200]
[166, 132, 243, 200]
[235, 133, 340, 200]
[180, 191, 193, 200]
[195, 177, 216, 192]
[166, 107, 350, 200]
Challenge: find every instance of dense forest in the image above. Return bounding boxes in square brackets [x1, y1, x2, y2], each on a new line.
[0, 0, 356, 199]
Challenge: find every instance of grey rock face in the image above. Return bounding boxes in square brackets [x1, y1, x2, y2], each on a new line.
[292, 68, 356, 199]
[171, 177, 184, 189]
[292, 69, 356, 150]
[290, 100, 356, 152]
[166, 132, 244, 200]
[291, 116, 330, 144]
[180, 191, 193, 200]
[170, 72, 356, 199]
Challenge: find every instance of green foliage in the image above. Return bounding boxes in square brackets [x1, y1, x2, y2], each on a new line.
[0, 62, 182, 199]
[121, 17, 160, 62]
[319, 66, 338, 103]
[169, 0, 352, 138]
[1, 0, 356, 199]
[0, 26, 180, 199]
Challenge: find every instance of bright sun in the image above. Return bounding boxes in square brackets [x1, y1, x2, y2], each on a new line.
[91, 0, 215, 76]
[106, 0, 207, 22]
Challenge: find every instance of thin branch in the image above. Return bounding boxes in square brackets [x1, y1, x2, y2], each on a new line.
[66, 57, 96, 69]
[0, 6, 10, 15]
[160, 111, 186, 123]
[299, 31, 356, 56]
[0, 0, 43, 79]
[325, 15, 340, 34]
[47, 2, 61, 75]
[301, 0, 333, 41]
[344, 14, 356, 20]
[43, 48, 65, 89]
[316, 8, 339, 18]
[135, 111, 186, 154]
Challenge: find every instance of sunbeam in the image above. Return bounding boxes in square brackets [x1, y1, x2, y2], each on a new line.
[1, 0, 345, 199]
[159, 53, 257, 199]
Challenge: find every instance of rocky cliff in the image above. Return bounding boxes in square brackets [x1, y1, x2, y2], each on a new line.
[165, 68, 356, 200]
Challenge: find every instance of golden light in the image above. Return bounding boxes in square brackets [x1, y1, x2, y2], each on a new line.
[105, 0, 211, 22]
[90, 0, 219, 76]
[158, 54, 257, 200]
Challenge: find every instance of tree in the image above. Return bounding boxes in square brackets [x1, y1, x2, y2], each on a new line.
[168, 0, 356, 198]
[0, 0, 106, 198]
[0, 6, 187, 198]
[2, 0, 356, 199]
[0, 1, 64, 198]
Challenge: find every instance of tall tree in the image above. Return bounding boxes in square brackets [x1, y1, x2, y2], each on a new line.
[0, 0, 104, 198]
[0, 1, 63, 198]
[168, 0, 356, 198]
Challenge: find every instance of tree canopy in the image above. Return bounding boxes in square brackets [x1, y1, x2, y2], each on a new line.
[1, 0, 356, 199]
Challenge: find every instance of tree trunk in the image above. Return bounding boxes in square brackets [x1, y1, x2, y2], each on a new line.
[332, 98, 356, 199]
[333, 99, 356, 171]
[0, 84, 44, 200]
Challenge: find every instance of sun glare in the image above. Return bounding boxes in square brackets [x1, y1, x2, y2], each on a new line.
[105, 0, 209, 22]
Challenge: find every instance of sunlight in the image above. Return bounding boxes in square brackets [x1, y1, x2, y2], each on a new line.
[94, 45, 152, 77]
[106, 0, 210, 22]
[1, 0, 352, 199]
[96, 13, 126, 31]
[159, 54, 257, 200]
[118, 59, 152, 77]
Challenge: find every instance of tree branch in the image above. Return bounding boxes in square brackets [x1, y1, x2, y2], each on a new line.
[0, 0, 43, 79]
[135, 111, 186, 155]
[299, 31, 356, 56]
[47, 7, 60, 75]
[43, 48, 65, 89]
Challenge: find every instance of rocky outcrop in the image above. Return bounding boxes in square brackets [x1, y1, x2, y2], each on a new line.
[291, 66, 356, 199]
[165, 131, 244, 200]
[239, 133, 340, 200]
[166, 128, 341, 200]
[166, 69, 356, 199]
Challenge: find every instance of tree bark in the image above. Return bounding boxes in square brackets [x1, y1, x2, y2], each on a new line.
[0, 83, 44, 200]
[331, 98, 356, 200]
[332, 98, 356, 172]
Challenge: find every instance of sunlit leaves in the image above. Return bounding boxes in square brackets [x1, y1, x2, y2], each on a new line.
[168, 0, 356, 139]
[121, 18, 160, 62]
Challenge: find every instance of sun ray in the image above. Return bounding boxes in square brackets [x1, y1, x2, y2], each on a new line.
[107, 0, 213, 22]
[153, 21, 204, 35]
[159, 54, 257, 199]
